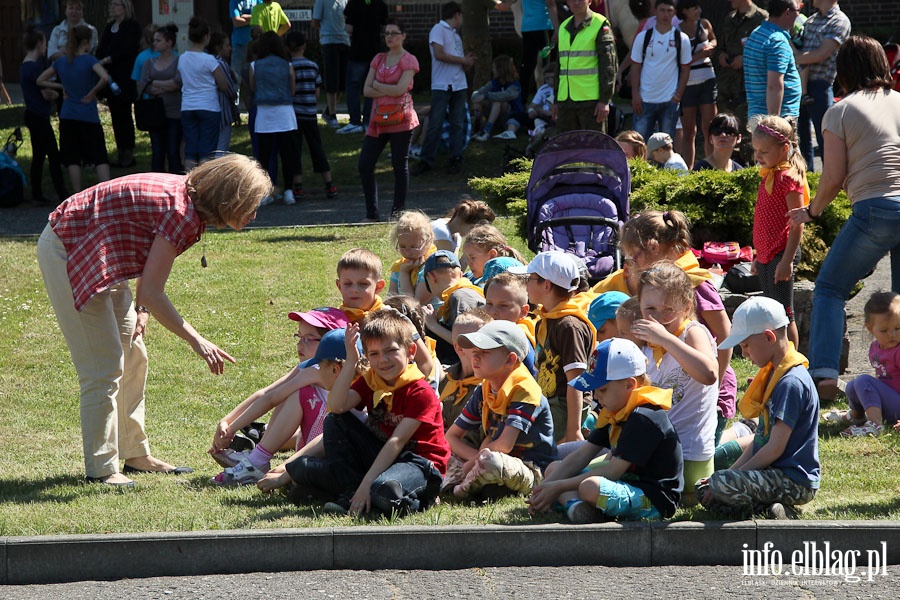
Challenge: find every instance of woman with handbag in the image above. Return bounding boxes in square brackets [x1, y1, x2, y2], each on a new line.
[139, 24, 182, 174]
[358, 18, 419, 221]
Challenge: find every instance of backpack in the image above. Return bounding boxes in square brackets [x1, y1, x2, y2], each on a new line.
[640, 26, 683, 67]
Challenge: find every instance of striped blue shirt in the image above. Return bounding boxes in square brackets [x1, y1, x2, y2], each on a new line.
[743, 20, 800, 119]
[291, 56, 322, 121]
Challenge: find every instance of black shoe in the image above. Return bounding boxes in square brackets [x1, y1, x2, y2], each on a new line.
[410, 161, 432, 176]
[447, 156, 463, 175]
[323, 493, 352, 515]
[228, 430, 256, 452]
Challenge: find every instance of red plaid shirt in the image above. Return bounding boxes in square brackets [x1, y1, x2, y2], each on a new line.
[49, 173, 205, 311]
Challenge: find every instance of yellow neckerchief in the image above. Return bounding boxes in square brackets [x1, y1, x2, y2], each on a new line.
[573, 290, 598, 315]
[341, 296, 384, 324]
[738, 342, 808, 437]
[595, 385, 673, 447]
[536, 296, 596, 351]
[481, 362, 542, 432]
[437, 278, 484, 321]
[394, 244, 438, 289]
[439, 366, 481, 406]
[673, 251, 714, 288]
[649, 319, 690, 367]
[759, 162, 811, 206]
[591, 269, 630, 294]
[362, 363, 426, 412]
[517, 317, 537, 348]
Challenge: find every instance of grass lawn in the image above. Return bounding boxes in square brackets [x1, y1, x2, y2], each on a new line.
[2, 103, 900, 537]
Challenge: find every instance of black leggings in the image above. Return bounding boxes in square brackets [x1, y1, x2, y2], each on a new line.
[24, 110, 67, 201]
[521, 29, 552, 102]
[258, 130, 300, 189]
[357, 129, 413, 219]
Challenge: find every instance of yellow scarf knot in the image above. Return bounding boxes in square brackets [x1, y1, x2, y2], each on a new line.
[362, 363, 425, 412]
[759, 162, 811, 205]
[536, 297, 596, 351]
[738, 343, 808, 437]
[649, 319, 690, 367]
[480, 363, 542, 432]
[341, 296, 384, 324]
[595, 386, 673, 447]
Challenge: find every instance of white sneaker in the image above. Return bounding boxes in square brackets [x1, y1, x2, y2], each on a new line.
[409, 145, 422, 158]
[337, 123, 364, 134]
[472, 131, 489, 142]
[259, 195, 275, 207]
[493, 130, 517, 140]
[282, 189, 295, 205]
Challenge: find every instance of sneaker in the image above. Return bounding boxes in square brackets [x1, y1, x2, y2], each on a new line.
[841, 420, 885, 438]
[766, 502, 790, 520]
[336, 123, 364, 134]
[327, 118, 341, 129]
[493, 130, 517, 140]
[801, 94, 815, 107]
[323, 495, 351, 515]
[292, 185, 306, 201]
[325, 183, 338, 199]
[410, 161, 432, 176]
[823, 409, 854, 424]
[447, 156, 463, 175]
[282, 189, 296, 205]
[409, 145, 422, 158]
[259, 195, 276, 207]
[567, 500, 601, 524]
[209, 448, 248, 469]
[472, 131, 489, 142]
[210, 456, 266, 486]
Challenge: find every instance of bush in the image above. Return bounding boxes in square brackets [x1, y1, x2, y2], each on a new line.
[468, 157, 852, 280]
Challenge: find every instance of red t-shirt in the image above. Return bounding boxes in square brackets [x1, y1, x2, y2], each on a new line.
[753, 170, 804, 264]
[351, 377, 450, 474]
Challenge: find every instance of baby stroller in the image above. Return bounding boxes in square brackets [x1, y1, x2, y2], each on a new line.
[525, 130, 630, 284]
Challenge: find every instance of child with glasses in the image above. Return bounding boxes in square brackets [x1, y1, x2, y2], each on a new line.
[692, 113, 744, 172]
[387, 209, 437, 298]
[209, 307, 349, 485]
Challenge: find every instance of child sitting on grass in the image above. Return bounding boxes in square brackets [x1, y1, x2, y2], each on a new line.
[510, 251, 596, 443]
[422, 250, 485, 363]
[287, 309, 450, 515]
[447, 321, 557, 499]
[527, 338, 683, 523]
[697, 297, 820, 520]
[462, 224, 527, 286]
[336, 248, 385, 323]
[836, 291, 900, 438]
[209, 307, 349, 485]
[388, 210, 437, 298]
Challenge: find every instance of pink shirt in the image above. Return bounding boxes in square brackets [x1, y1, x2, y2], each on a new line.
[366, 51, 419, 137]
[870, 341, 900, 394]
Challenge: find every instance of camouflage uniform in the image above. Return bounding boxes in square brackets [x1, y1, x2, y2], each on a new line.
[696, 468, 816, 518]
[715, 2, 767, 162]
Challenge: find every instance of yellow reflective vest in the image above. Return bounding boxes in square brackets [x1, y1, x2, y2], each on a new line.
[558, 13, 609, 102]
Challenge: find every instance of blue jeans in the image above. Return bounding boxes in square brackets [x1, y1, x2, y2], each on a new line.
[798, 79, 833, 171]
[808, 197, 900, 379]
[149, 117, 183, 174]
[286, 412, 442, 513]
[420, 88, 468, 166]
[346, 60, 372, 127]
[633, 100, 679, 141]
[181, 109, 220, 163]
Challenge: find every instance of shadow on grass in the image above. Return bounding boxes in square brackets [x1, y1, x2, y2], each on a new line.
[0, 475, 98, 504]
[259, 234, 344, 244]
[817, 496, 900, 519]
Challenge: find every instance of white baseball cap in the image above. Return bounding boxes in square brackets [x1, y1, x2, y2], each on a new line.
[718, 296, 790, 349]
[509, 251, 581, 292]
[569, 338, 647, 391]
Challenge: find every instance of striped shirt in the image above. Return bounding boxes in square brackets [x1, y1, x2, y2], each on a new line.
[48, 173, 204, 311]
[743, 20, 800, 119]
[800, 6, 850, 84]
[291, 56, 321, 121]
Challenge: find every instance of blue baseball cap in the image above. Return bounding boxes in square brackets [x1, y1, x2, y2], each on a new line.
[588, 292, 631, 329]
[481, 256, 524, 284]
[297, 328, 361, 369]
[423, 250, 461, 275]
[569, 338, 647, 391]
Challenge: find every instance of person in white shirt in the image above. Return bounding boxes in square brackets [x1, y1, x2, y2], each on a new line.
[48, 0, 98, 62]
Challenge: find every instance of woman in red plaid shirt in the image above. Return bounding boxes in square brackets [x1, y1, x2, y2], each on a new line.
[36, 154, 272, 487]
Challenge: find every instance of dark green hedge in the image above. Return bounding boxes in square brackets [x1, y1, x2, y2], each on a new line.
[469, 158, 851, 280]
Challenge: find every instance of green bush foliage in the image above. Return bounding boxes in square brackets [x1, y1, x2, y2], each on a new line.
[469, 157, 851, 280]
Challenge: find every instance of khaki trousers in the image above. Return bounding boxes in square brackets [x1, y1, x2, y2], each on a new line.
[37, 225, 150, 478]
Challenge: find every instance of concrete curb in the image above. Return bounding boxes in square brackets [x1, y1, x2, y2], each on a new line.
[4, 521, 900, 584]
